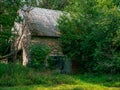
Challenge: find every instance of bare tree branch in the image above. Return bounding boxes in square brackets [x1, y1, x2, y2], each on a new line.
[0, 52, 14, 60]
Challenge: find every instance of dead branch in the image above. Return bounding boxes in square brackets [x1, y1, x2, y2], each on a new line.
[13, 7, 32, 62]
[0, 52, 14, 60]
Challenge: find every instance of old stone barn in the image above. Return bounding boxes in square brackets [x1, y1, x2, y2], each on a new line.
[29, 8, 63, 56]
[11, 7, 72, 72]
[28, 8, 65, 71]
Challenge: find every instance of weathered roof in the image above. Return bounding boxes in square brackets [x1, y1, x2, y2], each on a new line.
[19, 7, 63, 37]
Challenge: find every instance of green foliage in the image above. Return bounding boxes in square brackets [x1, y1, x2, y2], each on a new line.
[40, 0, 68, 10]
[58, 0, 120, 73]
[0, 63, 76, 86]
[0, 0, 23, 56]
[29, 43, 50, 69]
[0, 63, 119, 89]
[0, 63, 31, 86]
[21, 0, 68, 10]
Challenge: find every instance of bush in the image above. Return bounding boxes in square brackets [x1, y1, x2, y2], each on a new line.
[58, 0, 120, 73]
[29, 43, 51, 69]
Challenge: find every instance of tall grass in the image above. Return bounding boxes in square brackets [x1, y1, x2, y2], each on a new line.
[0, 63, 75, 86]
[0, 63, 119, 90]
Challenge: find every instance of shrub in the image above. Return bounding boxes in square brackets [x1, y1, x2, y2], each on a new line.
[29, 43, 51, 69]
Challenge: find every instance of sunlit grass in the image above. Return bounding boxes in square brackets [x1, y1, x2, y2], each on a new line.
[0, 84, 120, 90]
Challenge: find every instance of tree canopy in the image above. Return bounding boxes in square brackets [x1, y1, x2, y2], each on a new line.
[58, 0, 120, 73]
[0, 0, 21, 56]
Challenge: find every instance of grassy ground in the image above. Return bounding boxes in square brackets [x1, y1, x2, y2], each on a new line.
[0, 85, 120, 90]
[0, 76, 119, 90]
[0, 64, 120, 90]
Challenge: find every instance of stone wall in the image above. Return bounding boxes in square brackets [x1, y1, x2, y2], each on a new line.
[31, 36, 63, 56]
[31, 36, 73, 73]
